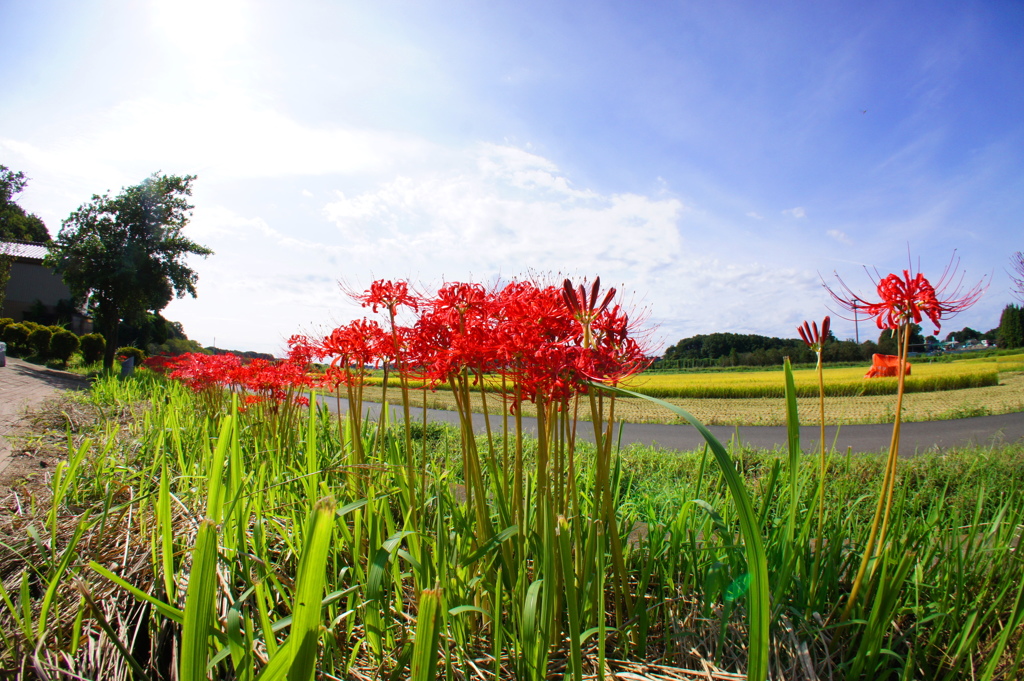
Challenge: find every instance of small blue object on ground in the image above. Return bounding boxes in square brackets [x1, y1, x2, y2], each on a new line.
[120, 355, 134, 378]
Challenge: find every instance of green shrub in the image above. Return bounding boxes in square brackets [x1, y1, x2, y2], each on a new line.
[28, 327, 53, 358]
[3, 323, 31, 354]
[0, 318, 13, 333]
[116, 346, 146, 365]
[50, 330, 80, 367]
[79, 333, 106, 364]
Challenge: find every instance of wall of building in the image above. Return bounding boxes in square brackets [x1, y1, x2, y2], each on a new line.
[1, 261, 91, 333]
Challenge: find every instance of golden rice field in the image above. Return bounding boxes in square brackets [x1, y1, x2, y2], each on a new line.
[354, 353, 1024, 426]
[620, 354, 1024, 398]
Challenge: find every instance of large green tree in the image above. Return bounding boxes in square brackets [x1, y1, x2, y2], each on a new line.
[45, 173, 213, 369]
[0, 164, 50, 242]
[997, 304, 1023, 349]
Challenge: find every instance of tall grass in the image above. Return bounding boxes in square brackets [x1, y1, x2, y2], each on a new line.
[1, 369, 1022, 679]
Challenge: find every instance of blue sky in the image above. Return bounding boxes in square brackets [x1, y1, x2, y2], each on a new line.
[2, 0, 1021, 354]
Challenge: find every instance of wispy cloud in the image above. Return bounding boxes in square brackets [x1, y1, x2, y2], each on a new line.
[827, 229, 853, 245]
[783, 206, 807, 218]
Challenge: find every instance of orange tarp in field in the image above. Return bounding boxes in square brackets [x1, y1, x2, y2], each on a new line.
[865, 354, 911, 378]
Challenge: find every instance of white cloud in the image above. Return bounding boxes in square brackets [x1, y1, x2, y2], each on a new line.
[827, 229, 853, 245]
[2, 96, 434, 188]
[783, 206, 807, 218]
[323, 143, 686, 279]
[746, 211, 764, 219]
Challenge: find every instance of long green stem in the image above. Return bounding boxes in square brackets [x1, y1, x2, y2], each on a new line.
[841, 325, 909, 622]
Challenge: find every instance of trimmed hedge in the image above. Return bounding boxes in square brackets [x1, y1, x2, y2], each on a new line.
[50, 330, 81, 367]
[79, 333, 106, 364]
[3, 323, 30, 353]
[116, 346, 146, 365]
[28, 327, 52, 358]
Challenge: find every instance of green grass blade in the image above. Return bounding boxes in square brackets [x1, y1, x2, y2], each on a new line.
[89, 561, 185, 624]
[411, 587, 443, 681]
[36, 512, 90, 640]
[180, 518, 219, 681]
[595, 383, 770, 681]
[285, 495, 336, 681]
[556, 516, 583, 681]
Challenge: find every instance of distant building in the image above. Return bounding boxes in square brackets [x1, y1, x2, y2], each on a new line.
[0, 240, 91, 333]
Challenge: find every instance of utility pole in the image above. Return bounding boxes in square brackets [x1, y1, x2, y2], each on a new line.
[853, 303, 859, 344]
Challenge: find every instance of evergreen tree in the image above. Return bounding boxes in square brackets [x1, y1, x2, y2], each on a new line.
[997, 304, 1023, 349]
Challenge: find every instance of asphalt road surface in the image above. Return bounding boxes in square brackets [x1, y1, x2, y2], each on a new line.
[310, 394, 1024, 456]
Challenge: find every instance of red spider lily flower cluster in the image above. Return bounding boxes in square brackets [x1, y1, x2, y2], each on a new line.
[141, 354, 176, 375]
[161, 277, 651, 411]
[797, 316, 830, 353]
[825, 253, 986, 335]
[164, 352, 313, 409]
[295, 277, 653, 409]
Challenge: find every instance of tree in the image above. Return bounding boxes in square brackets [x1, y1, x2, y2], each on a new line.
[1011, 251, 1024, 302]
[945, 327, 981, 343]
[0, 243, 12, 314]
[45, 173, 213, 370]
[996, 304, 1023, 349]
[0, 165, 49, 242]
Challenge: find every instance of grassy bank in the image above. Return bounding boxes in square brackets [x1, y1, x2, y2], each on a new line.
[1, 373, 1022, 679]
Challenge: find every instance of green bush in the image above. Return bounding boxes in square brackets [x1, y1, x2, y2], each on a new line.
[0, 318, 13, 334]
[79, 333, 106, 364]
[50, 330, 80, 367]
[28, 327, 53, 358]
[116, 346, 146, 365]
[3, 323, 31, 354]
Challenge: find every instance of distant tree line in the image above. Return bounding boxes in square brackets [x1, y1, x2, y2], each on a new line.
[206, 346, 276, 361]
[653, 319, 1012, 370]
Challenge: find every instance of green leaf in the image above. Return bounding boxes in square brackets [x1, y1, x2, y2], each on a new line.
[286, 496, 337, 681]
[180, 519, 219, 681]
[410, 587, 443, 681]
[594, 383, 770, 681]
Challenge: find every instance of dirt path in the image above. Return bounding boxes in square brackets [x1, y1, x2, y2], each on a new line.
[0, 357, 89, 479]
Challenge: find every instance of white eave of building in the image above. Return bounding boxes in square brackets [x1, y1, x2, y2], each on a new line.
[0, 240, 49, 262]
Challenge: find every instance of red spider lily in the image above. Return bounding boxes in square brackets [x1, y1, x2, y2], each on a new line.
[562, 277, 616, 323]
[312, 276, 653, 410]
[825, 253, 986, 334]
[232, 358, 313, 403]
[287, 334, 322, 366]
[319, 319, 388, 377]
[797, 316, 830, 353]
[562, 277, 616, 349]
[355, 279, 420, 314]
[168, 352, 243, 392]
[142, 354, 175, 375]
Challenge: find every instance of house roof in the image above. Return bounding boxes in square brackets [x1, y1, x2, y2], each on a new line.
[0, 240, 49, 262]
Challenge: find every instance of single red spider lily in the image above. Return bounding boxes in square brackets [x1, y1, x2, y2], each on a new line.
[797, 316, 830, 353]
[562, 277, 616, 323]
[824, 252, 986, 334]
[355, 279, 420, 314]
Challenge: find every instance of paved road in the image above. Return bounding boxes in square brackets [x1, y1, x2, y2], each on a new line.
[0, 357, 89, 477]
[1, 359, 1021, 471]
[312, 394, 1024, 456]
